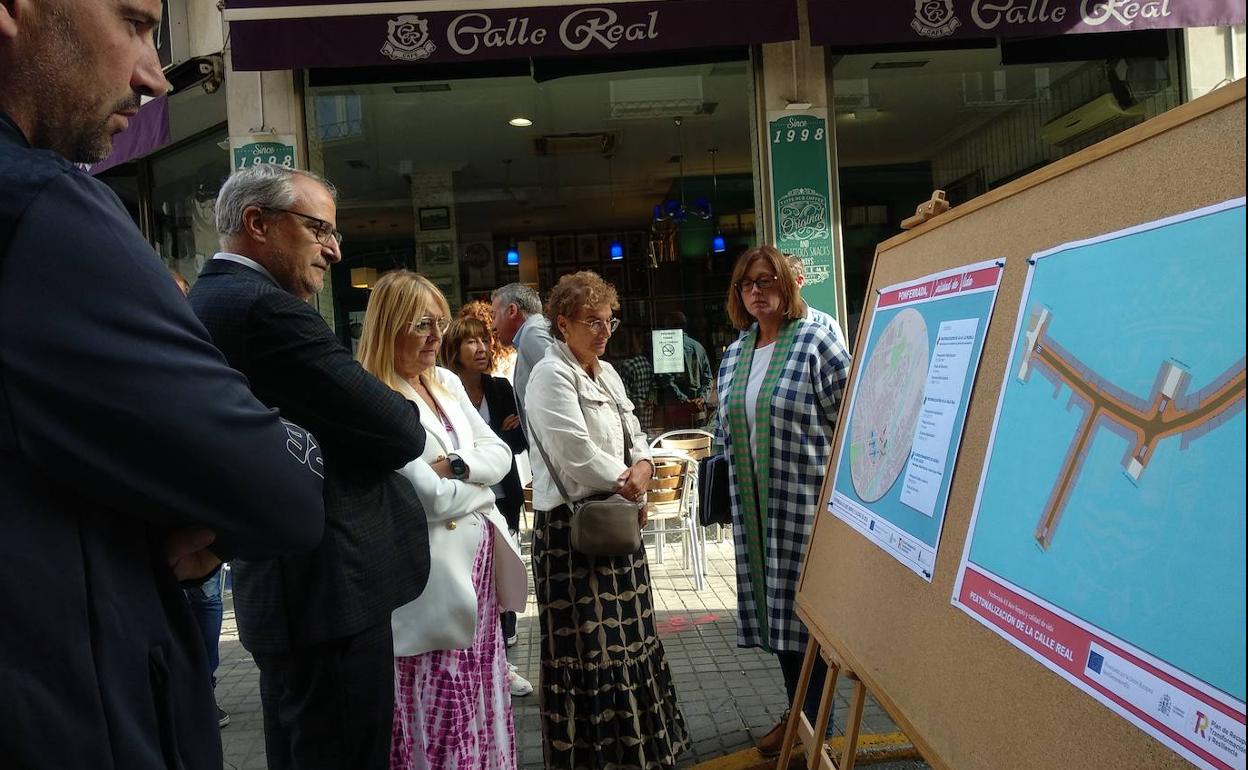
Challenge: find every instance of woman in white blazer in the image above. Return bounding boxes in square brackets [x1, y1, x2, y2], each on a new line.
[357, 270, 525, 770]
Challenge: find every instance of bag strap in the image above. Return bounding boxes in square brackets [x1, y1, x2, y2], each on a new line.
[527, 372, 634, 508]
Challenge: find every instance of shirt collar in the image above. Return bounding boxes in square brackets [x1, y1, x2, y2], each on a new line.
[212, 252, 279, 285]
[0, 112, 30, 148]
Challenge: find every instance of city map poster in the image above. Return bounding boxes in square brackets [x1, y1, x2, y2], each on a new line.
[952, 199, 1246, 770]
[828, 259, 1004, 581]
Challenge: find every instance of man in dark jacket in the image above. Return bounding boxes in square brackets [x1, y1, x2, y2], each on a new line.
[1, 2, 327, 768]
[189, 164, 430, 770]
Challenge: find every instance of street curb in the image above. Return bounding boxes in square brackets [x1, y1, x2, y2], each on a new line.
[690, 731, 920, 770]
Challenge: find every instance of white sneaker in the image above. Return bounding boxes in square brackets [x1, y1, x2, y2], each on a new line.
[508, 668, 534, 697]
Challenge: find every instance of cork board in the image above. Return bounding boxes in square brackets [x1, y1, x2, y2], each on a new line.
[796, 80, 1246, 770]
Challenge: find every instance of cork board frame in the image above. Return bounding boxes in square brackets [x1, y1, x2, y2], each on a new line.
[796, 80, 1245, 770]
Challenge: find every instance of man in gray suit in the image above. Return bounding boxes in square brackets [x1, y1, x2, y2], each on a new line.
[492, 282, 553, 432]
[190, 165, 429, 770]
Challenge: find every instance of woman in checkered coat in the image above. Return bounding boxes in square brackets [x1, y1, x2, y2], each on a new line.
[715, 245, 851, 757]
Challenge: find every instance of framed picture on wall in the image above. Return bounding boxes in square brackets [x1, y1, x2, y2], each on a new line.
[625, 231, 647, 263]
[553, 235, 575, 264]
[576, 234, 598, 264]
[461, 240, 495, 289]
[419, 240, 454, 267]
[417, 206, 450, 231]
[532, 236, 552, 266]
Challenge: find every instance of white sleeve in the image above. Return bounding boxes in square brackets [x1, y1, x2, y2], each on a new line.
[395, 459, 495, 523]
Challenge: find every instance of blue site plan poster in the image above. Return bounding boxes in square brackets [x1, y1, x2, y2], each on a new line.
[953, 199, 1247, 770]
[828, 259, 1003, 581]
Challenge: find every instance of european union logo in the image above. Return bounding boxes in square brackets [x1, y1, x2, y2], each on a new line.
[1087, 650, 1104, 674]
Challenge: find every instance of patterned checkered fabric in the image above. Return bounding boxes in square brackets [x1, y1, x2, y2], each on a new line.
[715, 318, 851, 653]
[616, 354, 657, 437]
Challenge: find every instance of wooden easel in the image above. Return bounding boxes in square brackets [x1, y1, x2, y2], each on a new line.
[773, 637, 868, 770]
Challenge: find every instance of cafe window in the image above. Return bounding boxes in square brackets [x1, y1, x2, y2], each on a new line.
[305, 52, 759, 436]
[831, 32, 1181, 335]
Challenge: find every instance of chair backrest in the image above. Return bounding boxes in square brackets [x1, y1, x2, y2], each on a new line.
[652, 429, 714, 461]
[647, 457, 687, 512]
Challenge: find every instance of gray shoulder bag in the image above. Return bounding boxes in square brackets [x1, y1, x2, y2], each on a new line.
[529, 386, 642, 557]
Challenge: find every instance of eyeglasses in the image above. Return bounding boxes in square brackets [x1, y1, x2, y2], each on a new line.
[408, 317, 450, 336]
[577, 317, 621, 336]
[735, 275, 779, 293]
[266, 208, 344, 248]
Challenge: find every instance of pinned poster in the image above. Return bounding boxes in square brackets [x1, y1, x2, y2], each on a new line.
[828, 259, 1004, 581]
[952, 199, 1246, 770]
[652, 329, 684, 374]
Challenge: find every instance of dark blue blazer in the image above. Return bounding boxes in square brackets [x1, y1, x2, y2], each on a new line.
[190, 259, 430, 652]
[0, 114, 326, 769]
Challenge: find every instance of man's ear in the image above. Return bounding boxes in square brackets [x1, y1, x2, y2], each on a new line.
[0, 0, 20, 41]
[241, 205, 269, 242]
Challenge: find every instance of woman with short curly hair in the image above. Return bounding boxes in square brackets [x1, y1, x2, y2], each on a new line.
[525, 271, 690, 769]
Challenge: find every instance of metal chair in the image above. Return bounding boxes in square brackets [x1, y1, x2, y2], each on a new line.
[644, 429, 715, 590]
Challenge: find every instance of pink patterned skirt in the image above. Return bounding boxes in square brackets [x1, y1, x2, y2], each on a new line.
[390, 526, 516, 770]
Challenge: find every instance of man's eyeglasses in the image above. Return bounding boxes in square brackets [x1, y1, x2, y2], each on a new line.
[736, 275, 778, 293]
[408, 317, 450, 336]
[266, 208, 344, 248]
[577, 317, 621, 336]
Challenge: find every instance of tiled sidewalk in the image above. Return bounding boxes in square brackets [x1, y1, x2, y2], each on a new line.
[218, 533, 909, 769]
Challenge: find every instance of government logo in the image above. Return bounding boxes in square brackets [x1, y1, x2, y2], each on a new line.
[382, 15, 437, 62]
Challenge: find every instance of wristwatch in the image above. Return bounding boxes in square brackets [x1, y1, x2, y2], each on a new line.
[447, 453, 469, 481]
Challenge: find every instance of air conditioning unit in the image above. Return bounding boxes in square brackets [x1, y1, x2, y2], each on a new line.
[609, 76, 707, 118]
[1040, 91, 1136, 146]
[532, 132, 619, 157]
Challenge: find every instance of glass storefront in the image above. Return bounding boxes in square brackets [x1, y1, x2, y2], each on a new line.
[305, 52, 757, 435]
[830, 32, 1181, 334]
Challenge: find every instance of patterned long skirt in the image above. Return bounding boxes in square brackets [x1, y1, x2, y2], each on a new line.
[390, 528, 516, 770]
[533, 505, 690, 770]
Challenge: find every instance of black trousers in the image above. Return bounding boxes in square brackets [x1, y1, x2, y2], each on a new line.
[254, 621, 395, 770]
[777, 648, 836, 735]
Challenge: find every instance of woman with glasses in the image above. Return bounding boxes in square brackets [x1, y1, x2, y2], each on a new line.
[525, 271, 690, 770]
[356, 270, 527, 770]
[715, 245, 851, 758]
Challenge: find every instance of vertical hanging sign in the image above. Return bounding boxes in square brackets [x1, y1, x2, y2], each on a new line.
[766, 109, 842, 320]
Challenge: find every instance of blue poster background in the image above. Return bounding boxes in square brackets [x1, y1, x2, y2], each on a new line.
[833, 288, 997, 548]
[967, 202, 1246, 702]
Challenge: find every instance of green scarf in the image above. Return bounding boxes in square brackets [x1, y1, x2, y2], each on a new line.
[725, 320, 798, 652]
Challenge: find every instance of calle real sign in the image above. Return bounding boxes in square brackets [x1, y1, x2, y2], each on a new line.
[810, 0, 1246, 46]
[224, 0, 798, 71]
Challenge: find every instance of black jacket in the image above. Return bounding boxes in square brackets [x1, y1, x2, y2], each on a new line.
[480, 374, 527, 531]
[189, 259, 430, 652]
[0, 113, 326, 769]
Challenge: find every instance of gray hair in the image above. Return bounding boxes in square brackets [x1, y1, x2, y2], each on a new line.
[215, 164, 337, 239]
[491, 282, 542, 316]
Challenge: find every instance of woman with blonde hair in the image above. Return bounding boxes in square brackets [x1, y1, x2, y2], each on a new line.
[357, 269, 527, 770]
[525, 270, 689, 769]
[715, 245, 851, 757]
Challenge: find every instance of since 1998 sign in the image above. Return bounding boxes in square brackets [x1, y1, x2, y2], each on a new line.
[766, 108, 843, 321]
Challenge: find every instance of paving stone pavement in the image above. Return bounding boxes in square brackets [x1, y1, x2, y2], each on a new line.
[217, 531, 914, 770]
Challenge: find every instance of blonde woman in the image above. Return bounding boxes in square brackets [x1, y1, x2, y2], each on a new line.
[357, 270, 526, 770]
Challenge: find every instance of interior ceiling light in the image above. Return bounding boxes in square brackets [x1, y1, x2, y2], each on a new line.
[509, 117, 533, 127]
